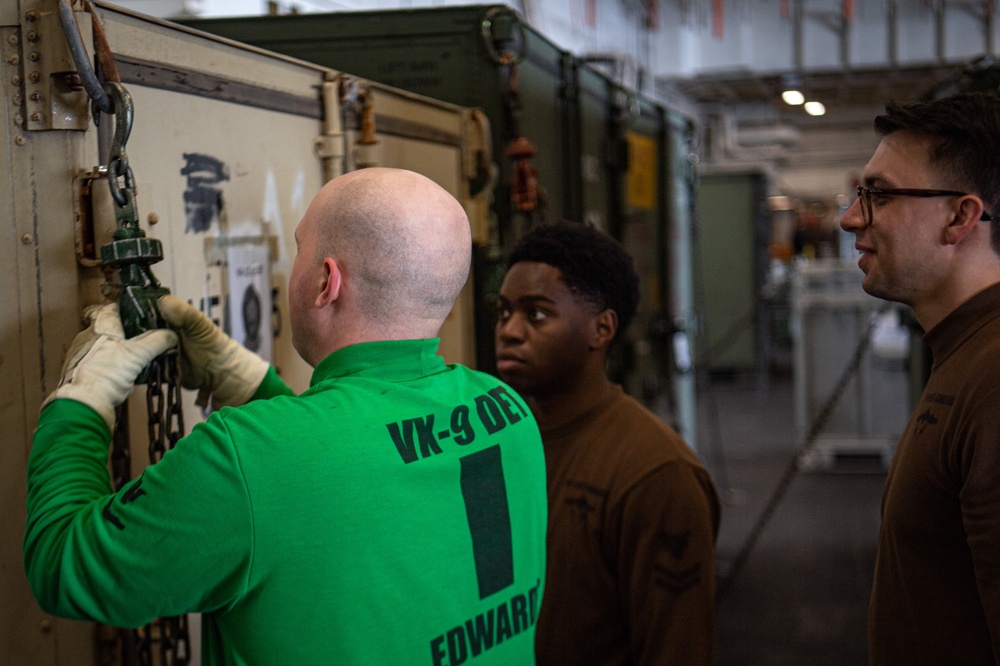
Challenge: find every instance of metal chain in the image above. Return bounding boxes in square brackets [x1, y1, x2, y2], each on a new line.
[146, 355, 166, 464]
[159, 615, 191, 666]
[165, 351, 185, 451]
[107, 353, 192, 665]
[145, 350, 185, 459]
[61, 2, 188, 662]
[111, 404, 132, 492]
[133, 612, 190, 666]
[103, 82, 138, 215]
[139, 351, 191, 664]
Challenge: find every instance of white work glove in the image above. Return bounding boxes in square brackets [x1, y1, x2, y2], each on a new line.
[43, 303, 178, 431]
[158, 295, 269, 410]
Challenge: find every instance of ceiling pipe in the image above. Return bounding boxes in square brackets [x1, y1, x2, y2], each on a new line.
[793, 0, 803, 70]
[988, 1, 995, 55]
[936, 1, 946, 63]
[704, 112, 796, 166]
[793, 0, 852, 71]
[887, 0, 898, 67]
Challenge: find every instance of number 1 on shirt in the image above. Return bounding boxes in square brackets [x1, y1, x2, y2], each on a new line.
[459, 445, 514, 599]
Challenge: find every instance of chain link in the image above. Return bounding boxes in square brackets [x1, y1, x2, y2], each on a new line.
[146, 355, 166, 464]
[142, 351, 190, 664]
[106, 351, 191, 665]
[165, 351, 185, 452]
[103, 82, 138, 214]
[159, 615, 191, 665]
[111, 404, 132, 492]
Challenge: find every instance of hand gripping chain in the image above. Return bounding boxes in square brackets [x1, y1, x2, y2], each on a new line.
[59, 2, 191, 662]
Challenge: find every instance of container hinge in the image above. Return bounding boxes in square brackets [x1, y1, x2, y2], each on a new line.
[20, 6, 89, 131]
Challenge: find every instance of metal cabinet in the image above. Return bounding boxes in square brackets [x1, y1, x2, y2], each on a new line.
[791, 260, 910, 470]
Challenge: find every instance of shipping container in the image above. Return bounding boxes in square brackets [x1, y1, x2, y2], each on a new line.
[2, 1, 489, 662]
[694, 169, 771, 374]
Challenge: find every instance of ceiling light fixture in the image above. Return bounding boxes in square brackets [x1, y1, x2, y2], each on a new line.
[781, 90, 805, 105]
[804, 101, 826, 116]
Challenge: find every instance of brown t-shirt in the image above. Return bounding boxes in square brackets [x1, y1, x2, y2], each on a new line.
[535, 385, 720, 665]
[870, 283, 1000, 665]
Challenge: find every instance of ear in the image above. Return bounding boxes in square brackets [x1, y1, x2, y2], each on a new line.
[589, 309, 618, 351]
[316, 257, 342, 308]
[944, 195, 987, 246]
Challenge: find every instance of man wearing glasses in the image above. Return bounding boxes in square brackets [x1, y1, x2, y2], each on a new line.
[840, 92, 1000, 665]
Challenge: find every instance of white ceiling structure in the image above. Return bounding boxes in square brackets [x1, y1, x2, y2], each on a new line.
[120, 0, 999, 200]
[524, 0, 997, 201]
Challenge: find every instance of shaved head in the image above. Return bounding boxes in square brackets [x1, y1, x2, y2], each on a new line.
[318, 168, 470, 323]
[289, 168, 471, 362]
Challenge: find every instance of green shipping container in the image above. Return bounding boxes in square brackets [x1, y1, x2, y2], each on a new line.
[695, 171, 770, 374]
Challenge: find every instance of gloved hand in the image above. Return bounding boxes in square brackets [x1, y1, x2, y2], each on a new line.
[44, 303, 178, 431]
[158, 295, 269, 410]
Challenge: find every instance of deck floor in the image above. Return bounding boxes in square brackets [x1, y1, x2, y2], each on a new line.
[699, 373, 886, 665]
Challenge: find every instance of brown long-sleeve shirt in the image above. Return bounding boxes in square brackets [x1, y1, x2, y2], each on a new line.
[535, 385, 720, 665]
[870, 282, 1000, 665]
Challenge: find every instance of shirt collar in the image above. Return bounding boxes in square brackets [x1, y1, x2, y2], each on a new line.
[308, 338, 445, 388]
[925, 282, 1000, 367]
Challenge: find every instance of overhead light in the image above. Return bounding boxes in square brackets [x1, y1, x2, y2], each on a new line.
[768, 195, 794, 211]
[804, 101, 826, 116]
[781, 90, 805, 105]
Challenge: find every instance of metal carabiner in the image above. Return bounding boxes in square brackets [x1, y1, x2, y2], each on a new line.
[103, 82, 138, 216]
[480, 6, 526, 66]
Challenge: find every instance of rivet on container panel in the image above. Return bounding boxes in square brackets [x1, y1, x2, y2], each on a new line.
[22, 233, 33, 244]
[39, 619, 52, 633]
[14, 135, 26, 145]
[148, 212, 159, 225]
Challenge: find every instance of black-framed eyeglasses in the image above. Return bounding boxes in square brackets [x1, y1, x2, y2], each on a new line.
[856, 185, 993, 225]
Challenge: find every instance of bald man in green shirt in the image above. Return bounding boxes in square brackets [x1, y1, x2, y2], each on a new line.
[24, 168, 548, 665]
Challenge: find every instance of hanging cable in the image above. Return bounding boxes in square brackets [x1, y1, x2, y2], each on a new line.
[715, 305, 887, 600]
[684, 165, 888, 601]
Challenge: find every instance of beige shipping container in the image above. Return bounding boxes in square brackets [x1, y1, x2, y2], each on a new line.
[1, 1, 491, 662]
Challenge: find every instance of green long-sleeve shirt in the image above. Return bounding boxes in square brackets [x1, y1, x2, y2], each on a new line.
[25, 339, 547, 665]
